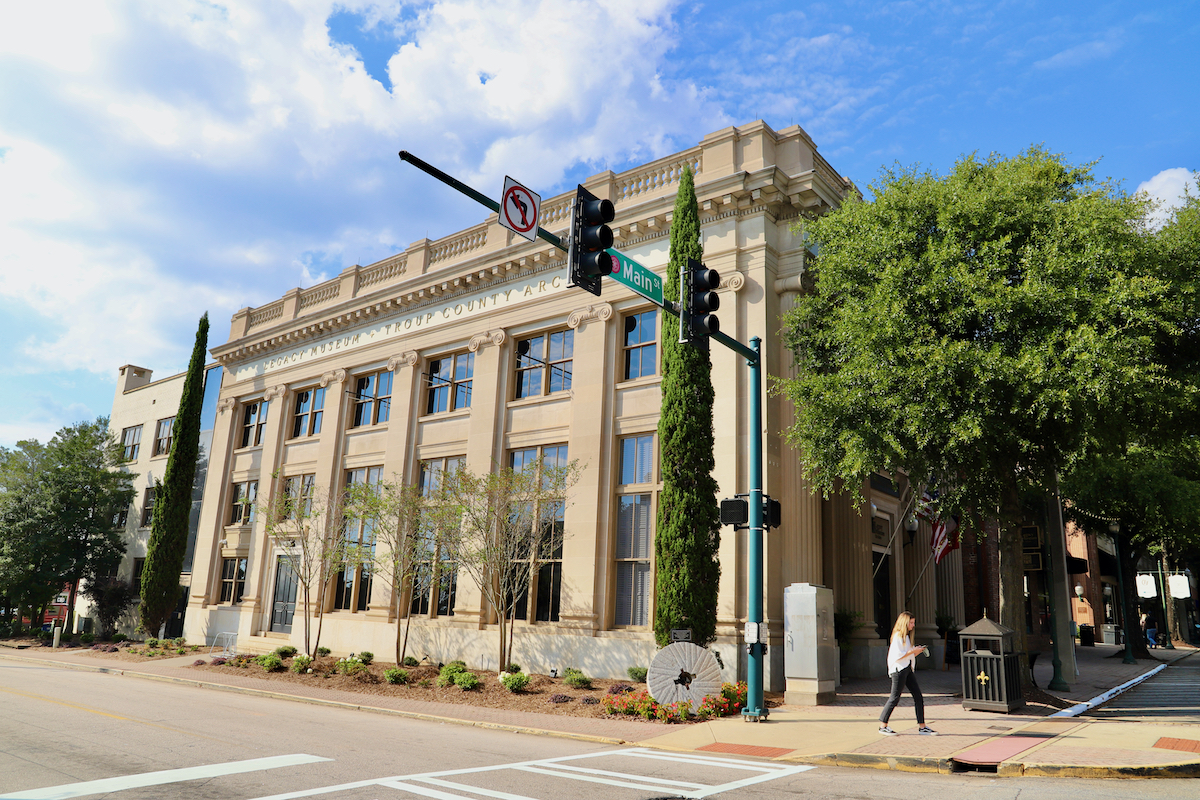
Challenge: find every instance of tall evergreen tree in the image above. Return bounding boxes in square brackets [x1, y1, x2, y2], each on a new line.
[654, 166, 721, 647]
[140, 313, 209, 634]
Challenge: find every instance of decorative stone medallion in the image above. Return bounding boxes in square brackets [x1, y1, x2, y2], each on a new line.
[647, 642, 722, 706]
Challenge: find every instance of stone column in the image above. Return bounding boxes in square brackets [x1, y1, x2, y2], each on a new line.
[829, 481, 884, 677]
[308, 368, 349, 621]
[240, 382, 290, 638]
[903, 519, 939, 667]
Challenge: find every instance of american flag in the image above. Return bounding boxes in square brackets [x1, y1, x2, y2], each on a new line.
[931, 513, 960, 564]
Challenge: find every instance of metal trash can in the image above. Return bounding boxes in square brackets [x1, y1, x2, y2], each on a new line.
[1078, 624, 1095, 647]
[959, 617, 1025, 713]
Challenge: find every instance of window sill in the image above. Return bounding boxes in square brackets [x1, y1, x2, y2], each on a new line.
[617, 374, 660, 389]
[418, 407, 471, 423]
[346, 423, 389, 434]
[507, 391, 573, 409]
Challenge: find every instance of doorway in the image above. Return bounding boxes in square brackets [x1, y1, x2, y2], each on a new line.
[270, 557, 297, 634]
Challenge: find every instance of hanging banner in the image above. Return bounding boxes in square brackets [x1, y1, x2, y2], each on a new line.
[1136, 573, 1158, 598]
[1168, 574, 1191, 599]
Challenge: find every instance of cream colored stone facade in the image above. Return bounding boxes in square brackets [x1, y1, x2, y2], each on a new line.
[182, 121, 955, 688]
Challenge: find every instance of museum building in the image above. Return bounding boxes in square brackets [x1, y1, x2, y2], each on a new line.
[182, 121, 970, 691]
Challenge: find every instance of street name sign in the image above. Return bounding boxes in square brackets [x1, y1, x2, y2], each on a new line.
[606, 248, 664, 306]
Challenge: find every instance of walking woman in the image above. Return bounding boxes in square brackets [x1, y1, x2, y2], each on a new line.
[878, 611, 937, 735]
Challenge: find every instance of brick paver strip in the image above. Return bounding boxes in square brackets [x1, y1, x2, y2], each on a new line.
[952, 734, 1051, 765]
[1155, 737, 1200, 753]
[697, 743, 794, 758]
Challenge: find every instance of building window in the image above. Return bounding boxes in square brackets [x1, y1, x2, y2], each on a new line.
[113, 505, 129, 529]
[411, 457, 464, 617]
[334, 466, 382, 611]
[219, 557, 247, 604]
[229, 480, 258, 526]
[615, 434, 655, 626]
[240, 400, 269, 448]
[514, 330, 573, 399]
[290, 387, 325, 439]
[152, 417, 174, 456]
[351, 371, 392, 427]
[507, 444, 568, 622]
[623, 310, 657, 380]
[141, 487, 156, 527]
[121, 426, 142, 461]
[132, 558, 145, 593]
[282, 474, 315, 519]
[425, 352, 474, 415]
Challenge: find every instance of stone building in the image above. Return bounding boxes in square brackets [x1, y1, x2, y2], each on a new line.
[181, 121, 967, 688]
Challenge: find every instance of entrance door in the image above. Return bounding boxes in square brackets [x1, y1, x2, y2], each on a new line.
[873, 550, 892, 639]
[270, 557, 297, 633]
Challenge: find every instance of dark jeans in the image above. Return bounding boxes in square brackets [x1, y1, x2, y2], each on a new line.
[879, 666, 924, 725]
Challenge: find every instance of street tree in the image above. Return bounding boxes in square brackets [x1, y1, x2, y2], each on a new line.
[777, 147, 1179, 681]
[654, 164, 722, 647]
[438, 456, 579, 671]
[260, 477, 351, 656]
[140, 313, 209, 636]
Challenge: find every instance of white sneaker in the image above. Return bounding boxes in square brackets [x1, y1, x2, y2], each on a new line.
[878, 726, 897, 736]
[918, 726, 938, 735]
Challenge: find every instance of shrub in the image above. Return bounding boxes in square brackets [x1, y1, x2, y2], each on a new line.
[384, 667, 409, 685]
[357, 651, 373, 665]
[111, 633, 127, 643]
[627, 666, 648, 683]
[256, 653, 284, 672]
[500, 672, 530, 693]
[173, 637, 186, 648]
[581, 695, 599, 705]
[608, 683, 633, 695]
[80, 632, 95, 644]
[448, 659, 467, 668]
[291, 655, 313, 673]
[193, 659, 206, 666]
[454, 672, 480, 690]
[562, 667, 592, 690]
[336, 655, 366, 676]
[418, 678, 431, 687]
[316, 646, 331, 657]
[0, 623, 11, 638]
[273, 645, 297, 659]
[601, 689, 657, 718]
[145, 637, 159, 648]
[548, 693, 572, 704]
[403, 656, 419, 667]
[436, 663, 467, 687]
[176, 648, 186, 655]
[211, 657, 227, 666]
[504, 663, 521, 674]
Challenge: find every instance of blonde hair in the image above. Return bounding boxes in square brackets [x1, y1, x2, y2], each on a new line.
[891, 611, 915, 643]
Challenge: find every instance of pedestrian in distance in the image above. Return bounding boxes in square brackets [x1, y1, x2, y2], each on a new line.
[878, 611, 937, 736]
[1144, 615, 1158, 649]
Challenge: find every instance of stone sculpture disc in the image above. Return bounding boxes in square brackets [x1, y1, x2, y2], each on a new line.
[646, 642, 723, 706]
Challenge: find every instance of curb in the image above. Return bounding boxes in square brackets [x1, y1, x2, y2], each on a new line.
[795, 752, 951, 773]
[1006, 761, 1200, 779]
[0, 652, 630, 748]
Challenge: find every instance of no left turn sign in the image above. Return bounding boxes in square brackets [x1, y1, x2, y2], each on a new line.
[499, 176, 541, 242]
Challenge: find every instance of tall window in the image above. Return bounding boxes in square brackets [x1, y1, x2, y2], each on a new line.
[229, 480, 258, 525]
[282, 474, 315, 519]
[425, 352, 474, 414]
[507, 444, 568, 622]
[514, 330, 573, 399]
[412, 457, 463, 617]
[290, 387, 325, 438]
[121, 426, 142, 461]
[351, 371, 392, 427]
[220, 557, 247, 604]
[623, 310, 657, 380]
[132, 558, 145, 593]
[140, 487, 156, 527]
[616, 434, 655, 626]
[153, 417, 175, 456]
[240, 400, 269, 448]
[335, 466, 382, 611]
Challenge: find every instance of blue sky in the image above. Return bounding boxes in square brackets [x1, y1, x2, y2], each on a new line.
[0, 0, 1196, 448]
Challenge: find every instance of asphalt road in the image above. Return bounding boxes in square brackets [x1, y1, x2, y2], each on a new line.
[1086, 653, 1200, 722]
[1, 660, 1197, 800]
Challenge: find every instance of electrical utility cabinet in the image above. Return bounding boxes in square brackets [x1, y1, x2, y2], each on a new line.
[783, 583, 837, 705]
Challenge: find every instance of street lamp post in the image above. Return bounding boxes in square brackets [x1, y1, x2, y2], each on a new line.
[1110, 522, 1138, 665]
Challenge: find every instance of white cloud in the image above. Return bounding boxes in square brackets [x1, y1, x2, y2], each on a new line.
[1137, 167, 1198, 230]
[1033, 32, 1123, 70]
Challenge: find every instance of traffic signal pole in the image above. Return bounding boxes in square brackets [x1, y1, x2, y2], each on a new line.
[399, 150, 768, 719]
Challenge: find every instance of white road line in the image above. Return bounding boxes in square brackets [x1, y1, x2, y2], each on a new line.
[621, 750, 786, 772]
[406, 776, 538, 799]
[533, 761, 706, 789]
[0, 754, 332, 800]
[376, 781, 483, 800]
[679, 765, 817, 799]
[515, 764, 700, 793]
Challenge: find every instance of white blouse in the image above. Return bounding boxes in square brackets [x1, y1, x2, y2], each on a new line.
[887, 634, 915, 675]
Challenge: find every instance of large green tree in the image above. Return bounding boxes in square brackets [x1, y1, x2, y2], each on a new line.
[140, 313, 209, 634]
[777, 148, 1182, 677]
[654, 165, 722, 647]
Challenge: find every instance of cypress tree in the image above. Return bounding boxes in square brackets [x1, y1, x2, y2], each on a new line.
[140, 313, 209, 634]
[654, 166, 721, 647]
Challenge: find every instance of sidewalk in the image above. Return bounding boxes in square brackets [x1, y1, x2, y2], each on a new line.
[4, 640, 1198, 779]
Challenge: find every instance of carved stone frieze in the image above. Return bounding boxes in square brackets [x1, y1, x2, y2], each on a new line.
[387, 351, 419, 371]
[567, 303, 614, 329]
[722, 272, 746, 292]
[263, 384, 288, 401]
[319, 368, 347, 388]
[217, 398, 236, 414]
[468, 329, 507, 352]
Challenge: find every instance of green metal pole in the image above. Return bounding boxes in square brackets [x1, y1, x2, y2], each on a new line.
[743, 337, 767, 721]
[1158, 550, 1175, 649]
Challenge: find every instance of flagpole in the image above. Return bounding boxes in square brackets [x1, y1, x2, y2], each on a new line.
[872, 484, 916, 580]
[906, 549, 938, 605]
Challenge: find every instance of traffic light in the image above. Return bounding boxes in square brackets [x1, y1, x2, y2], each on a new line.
[568, 185, 615, 297]
[681, 257, 720, 349]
